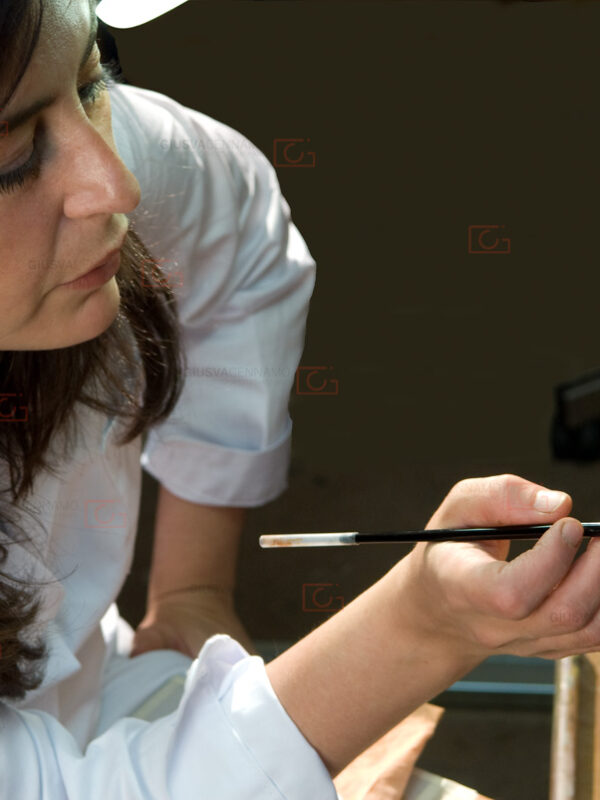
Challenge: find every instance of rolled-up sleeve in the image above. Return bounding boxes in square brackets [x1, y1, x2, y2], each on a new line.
[1, 635, 339, 799]
[109, 84, 316, 507]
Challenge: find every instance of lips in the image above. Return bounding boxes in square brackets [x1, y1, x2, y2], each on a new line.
[62, 235, 127, 286]
[61, 249, 122, 290]
[67, 247, 120, 283]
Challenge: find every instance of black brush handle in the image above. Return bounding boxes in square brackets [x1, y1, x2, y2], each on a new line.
[354, 523, 600, 544]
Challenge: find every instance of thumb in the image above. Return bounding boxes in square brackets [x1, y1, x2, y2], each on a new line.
[493, 516, 584, 616]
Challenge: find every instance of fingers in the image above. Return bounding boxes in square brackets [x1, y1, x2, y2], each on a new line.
[416, 473, 600, 659]
[514, 535, 600, 656]
[488, 517, 584, 618]
[427, 474, 573, 530]
[451, 517, 582, 621]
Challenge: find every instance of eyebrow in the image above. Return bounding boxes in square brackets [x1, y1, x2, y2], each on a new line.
[1, 12, 99, 135]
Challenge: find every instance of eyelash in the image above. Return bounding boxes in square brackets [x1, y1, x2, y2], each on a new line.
[0, 60, 122, 195]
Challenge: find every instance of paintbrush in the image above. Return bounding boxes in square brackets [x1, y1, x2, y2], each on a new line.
[259, 523, 600, 547]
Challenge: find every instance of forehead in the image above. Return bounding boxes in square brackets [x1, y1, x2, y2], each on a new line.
[32, 0, 93, 69]
[3, 0, 93, 111]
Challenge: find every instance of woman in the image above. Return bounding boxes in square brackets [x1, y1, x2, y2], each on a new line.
[0, 1, 597, 797]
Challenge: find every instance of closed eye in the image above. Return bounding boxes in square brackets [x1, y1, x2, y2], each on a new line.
[0, 61, 123, 196]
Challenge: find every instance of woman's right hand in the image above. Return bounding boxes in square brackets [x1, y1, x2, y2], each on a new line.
[401, 473, 600, 661]
[266, 472, 599, 778]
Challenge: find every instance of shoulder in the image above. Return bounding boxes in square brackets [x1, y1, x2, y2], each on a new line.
[108, 83, 273, 210]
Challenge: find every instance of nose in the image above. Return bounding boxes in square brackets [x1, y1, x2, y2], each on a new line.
[60, 113, 142, 219]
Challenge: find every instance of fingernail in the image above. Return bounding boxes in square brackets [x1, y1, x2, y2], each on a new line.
[561, 519, 583, 548]
[534, 490, 566, 512]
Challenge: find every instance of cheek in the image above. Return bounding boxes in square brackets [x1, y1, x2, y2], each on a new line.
[0, 216, 57, 318]
[0, 270, 41, 349]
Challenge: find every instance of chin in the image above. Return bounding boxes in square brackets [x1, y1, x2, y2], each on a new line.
[0, 280, 122, 351]
[61, 279, 122, 346]
[30, 279, 121, 350]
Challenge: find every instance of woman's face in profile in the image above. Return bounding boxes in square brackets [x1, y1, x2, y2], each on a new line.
[0, 0, 141, 350]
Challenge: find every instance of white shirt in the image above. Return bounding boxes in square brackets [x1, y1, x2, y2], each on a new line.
[0, 83, 339, 799]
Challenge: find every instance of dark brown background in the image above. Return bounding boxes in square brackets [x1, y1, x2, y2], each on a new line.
[101, 2, 600, 797]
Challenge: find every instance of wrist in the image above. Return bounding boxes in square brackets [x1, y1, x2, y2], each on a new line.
[147, 491, 246, 609]
[389, 547, 489, 671]
[148, 584, 235, 609]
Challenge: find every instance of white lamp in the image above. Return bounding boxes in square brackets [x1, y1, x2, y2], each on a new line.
[96, 0, 190, 29]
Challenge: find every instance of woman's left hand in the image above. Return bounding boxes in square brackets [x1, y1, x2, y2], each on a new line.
[129, 587, 257, 659]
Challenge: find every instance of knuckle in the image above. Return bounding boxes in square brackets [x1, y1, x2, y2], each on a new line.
[494, 474, 520, 514]
[498, 473, 520, 485]
[491, 585, 528, 620]
[442, 473, 524, 528]
[499, 473, 525, 499]
[488, 474, 519, 492]
[448, 478, 473, 497]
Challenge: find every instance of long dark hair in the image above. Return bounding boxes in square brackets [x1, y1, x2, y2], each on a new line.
[0, 0, 186, 699]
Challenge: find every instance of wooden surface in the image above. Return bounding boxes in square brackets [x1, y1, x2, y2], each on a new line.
[577, 653, 600, 800]
[550, 653, 600, 800]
